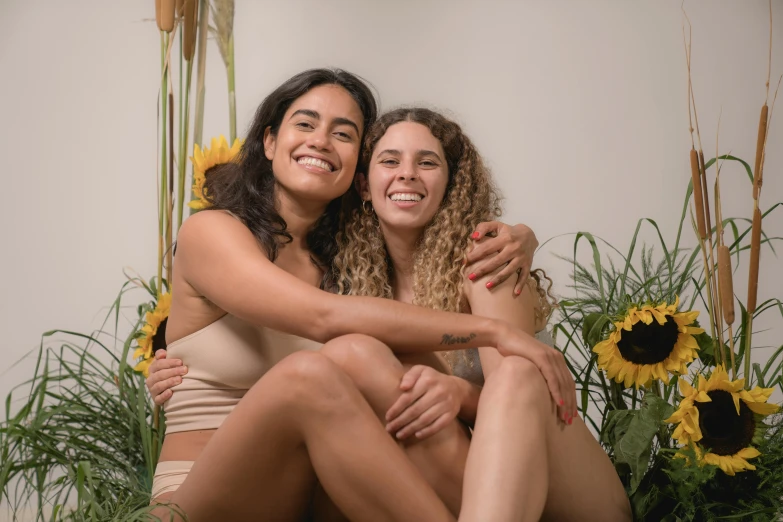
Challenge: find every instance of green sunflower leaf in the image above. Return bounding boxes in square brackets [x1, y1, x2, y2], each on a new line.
[582, 312, 610, 348]
[614, 394, 675, 494]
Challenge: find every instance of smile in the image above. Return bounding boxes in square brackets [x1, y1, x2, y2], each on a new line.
[296, 156, 334, 172]
[389, 193, 423, 202]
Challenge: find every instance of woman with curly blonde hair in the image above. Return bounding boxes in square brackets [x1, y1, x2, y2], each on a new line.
[318, 107, 631, 521]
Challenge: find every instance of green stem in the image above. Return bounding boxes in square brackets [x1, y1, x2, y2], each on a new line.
[744, 315, 754, 389]
[227, 33, 236, 143]
[190, 0, 209, 214]
[698, 240, 722, 366]
[157, 31, 169, 292]
[178, 58, 194, 232]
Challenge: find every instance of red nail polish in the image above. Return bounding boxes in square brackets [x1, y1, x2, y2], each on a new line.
[471, 231, 480, 239]
[468, 273, 477, 281]
[486, 281, 494, 289]
[567, 417, 573, 425]
[558, 399, 564, 406]
[515, 289, 522, 295]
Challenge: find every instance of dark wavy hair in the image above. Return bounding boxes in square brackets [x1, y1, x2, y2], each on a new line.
[202, 68, 378, 288]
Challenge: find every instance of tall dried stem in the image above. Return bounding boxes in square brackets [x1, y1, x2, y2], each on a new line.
[210, 0, 236, 142]
[743, 1, 775, 388]
[190, 0, 210, 213]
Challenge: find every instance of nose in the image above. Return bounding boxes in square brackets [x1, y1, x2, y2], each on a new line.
[397, 162, 418, 181]
[306, 126, 332, 151]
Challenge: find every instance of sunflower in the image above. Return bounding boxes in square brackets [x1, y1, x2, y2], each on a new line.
[133, 292, 172, 377]
[188, 135, 243, 210]
[665, 365, 780, 475]
[592, 296, 703, 388]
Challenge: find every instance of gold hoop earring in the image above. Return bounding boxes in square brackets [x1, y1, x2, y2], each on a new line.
[362, 200, 373, 214]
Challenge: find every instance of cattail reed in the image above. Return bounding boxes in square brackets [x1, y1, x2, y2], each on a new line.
[183, 0, 199, 61]
[718, 246, 734, 324]
[753, 105, 768, 199]
[690, 150, 708, 239]
[156, 0, 176, 32]
[698, 151, 712, 234]
[747, 207, 762, 314]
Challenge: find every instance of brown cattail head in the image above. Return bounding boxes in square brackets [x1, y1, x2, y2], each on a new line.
[698, 150, 712, 237]
[156, 0, 176, 32]
[183, 0, 199, 60]
[746, 207, 762, 313]
[718, 246, 735, 324]
[753, 104, 768, 200]
[690, 149, 707, 239]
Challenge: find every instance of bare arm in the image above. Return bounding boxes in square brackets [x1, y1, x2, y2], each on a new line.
[178, 211, 500, 353]
[465, 268, 576, 421]
[177, 211, 572, 410]
[452, 376, 482, 424]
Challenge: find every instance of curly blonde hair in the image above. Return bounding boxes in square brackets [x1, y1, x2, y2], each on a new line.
[332, 107, 555, 325]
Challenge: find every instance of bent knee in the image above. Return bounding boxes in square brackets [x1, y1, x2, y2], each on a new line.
[485, 356, 548, 402]
[265, 351, 350, 403]
[320, 334, 397, 375]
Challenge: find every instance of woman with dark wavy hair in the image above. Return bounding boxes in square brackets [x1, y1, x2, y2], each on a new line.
[147, 68, 573, 521]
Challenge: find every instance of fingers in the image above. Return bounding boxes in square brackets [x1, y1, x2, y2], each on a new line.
[533, 351, 568, 423]
[154, 349, 168, 360]
[484, 256, 524, 291]
[146, 357, 186, 386]
[513, 268, 528, 297]
[394, 407, 448, 440]
[149, 367, 187, 394]
[399, 365, 425, 392]
[465, 238, 499, 267]
[469, 221, 501, 241]
[154, 388, 173, 406]
[550, 349, 576, 424]
[386, 388, 431, 435]
[411, 412, 454, 440]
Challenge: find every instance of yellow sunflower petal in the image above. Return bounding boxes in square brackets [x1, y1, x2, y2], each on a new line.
[746, 401, 781, 416]
[737, 447, 761, 460]
[650, 308, 668, 325]
[134, 357, 154, 378]
[637, 365, 652, 388]
[679, 378, 695, 397]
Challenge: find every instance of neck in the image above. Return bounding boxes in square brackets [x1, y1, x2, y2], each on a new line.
[381, 223, 424, 303]
[275, 186, 329, 249]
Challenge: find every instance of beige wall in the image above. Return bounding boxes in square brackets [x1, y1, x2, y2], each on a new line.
[0, 0, 781, 489]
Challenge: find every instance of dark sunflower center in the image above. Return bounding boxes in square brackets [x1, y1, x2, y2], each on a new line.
[695, 389, 756, 456]
[152, 317, 168, 352]
[616, 315, 679, 364]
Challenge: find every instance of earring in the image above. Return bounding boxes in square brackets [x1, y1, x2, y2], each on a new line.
[362, 200, 374, 214]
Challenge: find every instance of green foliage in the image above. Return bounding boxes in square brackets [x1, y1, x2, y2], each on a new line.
[551, 160, 783, 520]
[0, 284, 173, 521]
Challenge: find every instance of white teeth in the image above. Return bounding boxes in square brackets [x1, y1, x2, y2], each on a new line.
[297, 156, 333, 172]
[389, 193, 423, 202]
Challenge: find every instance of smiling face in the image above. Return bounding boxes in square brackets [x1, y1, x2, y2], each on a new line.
[362, 121, 449, 234]
[263, 84, 364, 205]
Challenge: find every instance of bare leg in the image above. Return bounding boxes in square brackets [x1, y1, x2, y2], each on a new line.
[321, 335, 471, 516]
[460, 356, 631, 522]
[157, 351, 455, 522]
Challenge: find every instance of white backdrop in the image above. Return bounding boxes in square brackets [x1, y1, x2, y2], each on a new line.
[1, 0, 782, 434]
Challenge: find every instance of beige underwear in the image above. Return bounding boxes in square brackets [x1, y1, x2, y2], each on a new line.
[151, 460, 194, 499]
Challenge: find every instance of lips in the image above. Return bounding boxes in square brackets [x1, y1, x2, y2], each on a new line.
[296, 155, 335, 172]
[388, 192, 424, 202]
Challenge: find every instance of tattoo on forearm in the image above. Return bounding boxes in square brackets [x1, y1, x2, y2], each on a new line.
[440, 333, 477, 345]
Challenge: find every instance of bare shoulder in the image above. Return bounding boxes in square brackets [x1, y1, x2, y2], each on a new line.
[178, 210, 250, 245]
[464, 266, 537, 335]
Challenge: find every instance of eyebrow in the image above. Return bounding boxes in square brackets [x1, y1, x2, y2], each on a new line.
[377, 149, 442, 160]
[290, 109, 360, 135]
